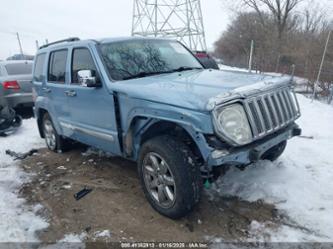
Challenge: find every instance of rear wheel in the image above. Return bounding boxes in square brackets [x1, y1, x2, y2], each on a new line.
[138, 135, 202, 219]
[261, 141, 287, 161]
[42, 113, 67, 152]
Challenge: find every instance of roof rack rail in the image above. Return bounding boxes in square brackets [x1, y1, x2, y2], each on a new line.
[39, 37, 80, 49]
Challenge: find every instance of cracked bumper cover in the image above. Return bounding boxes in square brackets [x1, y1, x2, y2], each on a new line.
[207, 123, 301, 167]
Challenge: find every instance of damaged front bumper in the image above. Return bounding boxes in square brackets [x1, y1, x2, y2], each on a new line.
[207, 123, 301, 167]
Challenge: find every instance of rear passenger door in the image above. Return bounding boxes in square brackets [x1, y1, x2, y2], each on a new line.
[45, 49, 73, 138]
[66, 46, 121, 155]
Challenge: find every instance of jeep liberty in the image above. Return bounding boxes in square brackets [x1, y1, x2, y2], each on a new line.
[33, 37, 301, 218]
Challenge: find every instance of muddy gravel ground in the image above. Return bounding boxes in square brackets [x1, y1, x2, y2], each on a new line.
[18, 145, 283, 243]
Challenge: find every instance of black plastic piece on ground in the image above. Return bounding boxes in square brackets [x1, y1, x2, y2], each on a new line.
[5, 149, 38, 160]
[74, 187, 92, 201]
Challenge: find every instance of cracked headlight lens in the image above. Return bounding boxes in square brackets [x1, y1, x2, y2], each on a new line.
[214, 103, 252, 145]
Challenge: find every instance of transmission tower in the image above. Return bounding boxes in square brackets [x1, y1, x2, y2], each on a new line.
[132, 0, 207, 52]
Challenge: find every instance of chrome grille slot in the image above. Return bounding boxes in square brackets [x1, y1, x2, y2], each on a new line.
[245, 87, 300, 140]
[248, 101, 263, 135]
[257, 98, 271, 131]
[264, 96, 277, 128]
[277, 92, 288, 122]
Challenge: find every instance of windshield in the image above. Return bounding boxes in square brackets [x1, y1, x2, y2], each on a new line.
[99, 39, 203, 81]
[5, 62, 33, 75]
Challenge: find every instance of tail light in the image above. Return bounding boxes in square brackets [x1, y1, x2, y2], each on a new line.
[3, 81, 20, 90]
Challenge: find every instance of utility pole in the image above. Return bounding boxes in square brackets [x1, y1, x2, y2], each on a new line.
[16, 32, 24, 56]
[329, 85, 333, 104]
[312, 30, 331, 101]
[154, 0, 158, 37]
[248, 40, 254, 73]
[35, 40, 39, 50]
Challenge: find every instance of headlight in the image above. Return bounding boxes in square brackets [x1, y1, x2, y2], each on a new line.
[213, 103, 252, 145]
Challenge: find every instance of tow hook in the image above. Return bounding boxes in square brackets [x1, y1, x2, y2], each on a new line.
[292, 127, 302, 137]
[249, 149, 261, 162]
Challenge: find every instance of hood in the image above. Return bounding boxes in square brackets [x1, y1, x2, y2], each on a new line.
[108, 69, 292, 111]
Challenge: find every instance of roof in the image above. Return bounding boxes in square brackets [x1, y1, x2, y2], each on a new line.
[37, 36, 176, 53]
[98, 36, 174, 44]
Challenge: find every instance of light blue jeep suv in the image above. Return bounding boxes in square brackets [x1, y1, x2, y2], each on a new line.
[33, 37, 301, 218]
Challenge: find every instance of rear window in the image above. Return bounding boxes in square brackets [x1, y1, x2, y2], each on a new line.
[5, 62, 32, 75]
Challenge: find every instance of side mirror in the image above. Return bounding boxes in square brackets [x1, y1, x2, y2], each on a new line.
[77, 70, 101, 87]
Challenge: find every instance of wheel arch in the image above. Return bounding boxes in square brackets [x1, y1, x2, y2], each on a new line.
[36, 108, 48, 138]
[124, 116, 211, 163]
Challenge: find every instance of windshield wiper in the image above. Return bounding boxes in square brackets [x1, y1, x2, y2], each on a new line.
[170, 66, 202, 72]
[122, 71, 169, 80]
[122, 67, 202, 80]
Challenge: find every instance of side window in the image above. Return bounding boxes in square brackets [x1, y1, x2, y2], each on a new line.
[48, 50, 68, 83]
[33, 53, 46, 82]
[71, 48, 98, 84]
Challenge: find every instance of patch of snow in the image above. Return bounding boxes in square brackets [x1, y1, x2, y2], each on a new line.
[212, 94, 333, 241]
[0, 118, 48, 242]
[219, 64, 251, 73]
[94, 230, 111, 238]
[58, 232, 87, 242]
[81, 147, 114, 158]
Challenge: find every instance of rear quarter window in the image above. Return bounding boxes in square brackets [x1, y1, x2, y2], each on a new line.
[33, 53, 46, 82]
[4, 62, 33, 75]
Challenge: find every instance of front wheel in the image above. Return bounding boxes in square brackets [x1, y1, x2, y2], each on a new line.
[138, 135, 202, 219]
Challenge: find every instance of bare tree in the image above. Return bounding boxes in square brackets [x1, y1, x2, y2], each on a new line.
[214, 5, 332, 91]
[239, 0, 304, 38]
[227, 0, 304, 71]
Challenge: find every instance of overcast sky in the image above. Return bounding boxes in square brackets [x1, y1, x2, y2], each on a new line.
[0, 0, 231, 60]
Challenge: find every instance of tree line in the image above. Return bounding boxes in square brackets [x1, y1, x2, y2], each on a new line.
[214, 0, 333, 97]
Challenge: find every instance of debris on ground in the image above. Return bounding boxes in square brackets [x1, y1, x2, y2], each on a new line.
[5, 149, 38, 160]
[74, 187, 93, 201]
[94, 230, 111, 238]
[298, 135, 314, 139]
[0, 105, 22, 136]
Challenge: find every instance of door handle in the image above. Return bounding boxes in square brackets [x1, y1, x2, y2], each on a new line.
[42, 87, 51, 93]
[65, 90, 77, 97]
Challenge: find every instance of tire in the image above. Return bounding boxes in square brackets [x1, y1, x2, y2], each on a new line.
[138, 135, 202, 219]
[42, 113, 68, 152]
[261, 140, 287, 161]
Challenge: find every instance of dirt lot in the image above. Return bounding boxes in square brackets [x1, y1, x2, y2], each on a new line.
[18, 145, 282, 243]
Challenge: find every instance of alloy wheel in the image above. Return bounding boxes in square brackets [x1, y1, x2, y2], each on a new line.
[142, 152, 176, 208]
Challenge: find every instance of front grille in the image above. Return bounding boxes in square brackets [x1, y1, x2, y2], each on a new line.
[244, 87, 300, 139]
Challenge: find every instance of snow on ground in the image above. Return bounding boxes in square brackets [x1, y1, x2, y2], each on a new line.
[0, 118, 48, 242]
[1, 93, 332, 242]
[94, 230, 111, 238]
[58, 232, 87, 242]
[213, 94, 333, 241]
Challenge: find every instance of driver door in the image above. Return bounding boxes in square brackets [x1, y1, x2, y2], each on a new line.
[66, 46, 121, 155]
